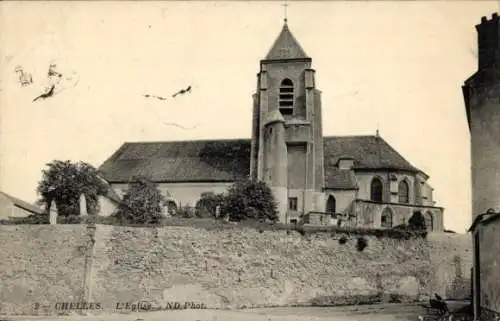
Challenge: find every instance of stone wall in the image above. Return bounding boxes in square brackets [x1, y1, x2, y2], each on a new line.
[478, 218, 500, 318]
[0, 225, 88, 315]
[354, 200, 444, 232]
[426, 233, 473, 299]
[0, 224, 472, 316]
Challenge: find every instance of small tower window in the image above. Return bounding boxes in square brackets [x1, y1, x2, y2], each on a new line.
[279, 78, 294, 115]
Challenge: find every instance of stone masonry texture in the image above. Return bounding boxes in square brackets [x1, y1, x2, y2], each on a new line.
[0, 224, 472, 315]
[469, 83, 500, 218]
[0, 225, 88, 315]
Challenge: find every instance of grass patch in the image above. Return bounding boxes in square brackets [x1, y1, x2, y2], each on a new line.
[0, 215, 427, 239]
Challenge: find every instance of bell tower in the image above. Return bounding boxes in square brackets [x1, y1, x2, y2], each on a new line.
[250, 20, 325, 223]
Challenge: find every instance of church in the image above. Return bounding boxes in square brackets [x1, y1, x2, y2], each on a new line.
[98, 20, 444, 231]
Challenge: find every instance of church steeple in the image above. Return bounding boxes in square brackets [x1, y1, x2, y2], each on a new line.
[264, 22, 309, 61]
[251, 13, 324, 223]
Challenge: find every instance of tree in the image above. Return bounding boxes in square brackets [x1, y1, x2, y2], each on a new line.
[408, 211, 426, 230]
[222, 180, 278, 222]
[115, 177, 165, 224]
[36, 160, 108, 217]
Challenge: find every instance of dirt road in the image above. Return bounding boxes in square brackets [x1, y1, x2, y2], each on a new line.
[1, 302, 469, 321]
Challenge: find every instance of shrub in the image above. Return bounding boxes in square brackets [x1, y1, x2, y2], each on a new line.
[408, 212, 426, 231]
[388, 294, 403, 303]
[0, 214, 49, 225]
[222, 180, 278, 222]
[175, 205, 196, 218]
[339, 236, 347, 245]
[356, 237, 368, 251]
[57, 215, 84, 224]
[195, 192, 225, 218]
[114, 177, 165, 224]
[392, 224, 407, 230]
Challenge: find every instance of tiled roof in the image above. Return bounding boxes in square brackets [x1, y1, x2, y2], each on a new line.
[0, 191, 44, 215]
[98, 135, 421, 190]
[264, 23, 309, 60]
[98, 139, 251, 183]
[324, 167, 359, 190]
[323, 135, 420, 173]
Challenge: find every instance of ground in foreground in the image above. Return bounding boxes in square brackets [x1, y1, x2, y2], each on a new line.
[1, 302, 471, 321]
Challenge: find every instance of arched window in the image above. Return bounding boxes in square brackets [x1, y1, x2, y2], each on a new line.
[370, 177, 383, 202]
[279, 78, 294, 115]
[398, 180, 409, 204]
[326, 195, 336, 214]
[424, 211, 434, 231]
[381, 207, 393, 228]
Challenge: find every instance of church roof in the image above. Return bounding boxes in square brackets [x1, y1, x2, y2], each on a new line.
[323, 135, 419, 172]
[324, 167, 359, 190]
[264, 22, 309, 61]
[98, 139, 251, 183]
[98, 135, 421, 190]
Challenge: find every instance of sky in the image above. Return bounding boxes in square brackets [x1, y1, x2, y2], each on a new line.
[0, 1, 497, 233]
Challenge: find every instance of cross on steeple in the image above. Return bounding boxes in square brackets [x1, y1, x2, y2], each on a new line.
[282, 0, 289, 23]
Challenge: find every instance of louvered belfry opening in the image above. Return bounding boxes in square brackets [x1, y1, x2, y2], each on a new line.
[279, 78, 294, 115]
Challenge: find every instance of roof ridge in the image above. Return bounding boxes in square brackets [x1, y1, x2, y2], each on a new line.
[122, 138, 251, 145]
[324, 134, 378, 138]
[120, 135, 384, 145]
